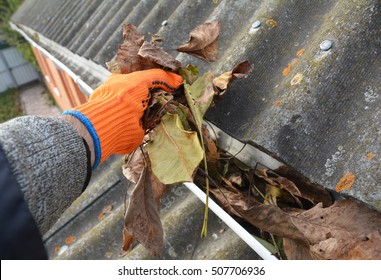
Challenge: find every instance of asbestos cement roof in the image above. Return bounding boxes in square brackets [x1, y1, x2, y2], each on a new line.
[11, 0, 381, 259]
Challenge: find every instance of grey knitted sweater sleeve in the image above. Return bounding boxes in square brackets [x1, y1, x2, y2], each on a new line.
[0, 116, 89, 235]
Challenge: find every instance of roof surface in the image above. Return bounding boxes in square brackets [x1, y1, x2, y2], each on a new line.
[11, 0, 381, 259]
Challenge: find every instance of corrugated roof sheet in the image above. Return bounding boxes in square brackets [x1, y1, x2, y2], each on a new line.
[11, 0, 381, 259]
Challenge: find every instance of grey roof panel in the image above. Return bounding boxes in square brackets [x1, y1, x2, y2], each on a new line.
[92, 0, 160, 65]
[43, 156, 260, 260]
[10, 0, 381, 260]
[44, 0, 81, 39]
[67, 0, 126, 52]
[205, 0, 381, 209]
[37, 0, 71, 35]
[79, 0, 141, 58]
[54, 0, 104, 46]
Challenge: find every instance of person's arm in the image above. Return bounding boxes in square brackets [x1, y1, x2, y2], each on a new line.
[0, 69, 182, 237]
[0, 116, 91, 235]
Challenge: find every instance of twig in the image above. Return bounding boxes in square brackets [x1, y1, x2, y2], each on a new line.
[270, 233, 282, 260]
[217, 143, 246, 160]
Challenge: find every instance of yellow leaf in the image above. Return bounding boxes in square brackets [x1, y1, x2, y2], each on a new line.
[146, 114, 203, 184]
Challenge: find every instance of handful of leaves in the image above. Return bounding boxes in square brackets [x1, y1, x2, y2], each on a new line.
[107, 22, 251, 256]
[109, 23, 381, 260]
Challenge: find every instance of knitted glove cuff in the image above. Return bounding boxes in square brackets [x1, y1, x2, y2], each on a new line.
[62, 110, 101, 169]
[63, 94, 146, 169]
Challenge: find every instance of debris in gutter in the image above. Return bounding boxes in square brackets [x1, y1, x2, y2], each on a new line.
[105, 22, 381, 260]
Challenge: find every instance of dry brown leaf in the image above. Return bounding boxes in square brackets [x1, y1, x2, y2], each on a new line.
[177, 22, 220, 62]
[123, 149, 168, 206]
[122, 149, 145, 184]
[256, 168, 303, 207]
[220, 176, 241, 194]
[272, 177, 301, 196]
[214, 187, 307, 241]
[106, 24, 158, 74]
[283, 238, 314, 259]
[289, 200, 381, 259]
[138, 41, 182, 71]
[219, 182, 381, 260]
[228, 173, 243, 187]
[202, 125, 219, 162]
[209, 188, 246, 218]
[272, 177, 303, 208]
[121, 150, 168, 254]
[122, 227, 134, 252]
[124, 167, 164, 256]
[151, 171, 168, 206]
[213, 60, 253, 93]
[274, 166, 332, 207]
[149, 33, 164, 45]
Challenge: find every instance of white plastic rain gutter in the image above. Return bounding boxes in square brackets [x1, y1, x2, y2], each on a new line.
[184, 182, 277, 260]
[10, 22, 94, 96]
[11, 22, 278, 260]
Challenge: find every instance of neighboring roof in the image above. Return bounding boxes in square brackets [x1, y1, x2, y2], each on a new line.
[11, 0, 381, 259]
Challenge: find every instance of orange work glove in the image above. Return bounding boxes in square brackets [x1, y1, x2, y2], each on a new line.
[63, 69, 183, 169]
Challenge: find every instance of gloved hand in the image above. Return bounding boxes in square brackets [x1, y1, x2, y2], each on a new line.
[63, 69, 183, 169]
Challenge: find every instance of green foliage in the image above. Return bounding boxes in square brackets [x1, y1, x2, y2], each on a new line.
[0, 88, 23, 123]
[0, 0, 39, 69]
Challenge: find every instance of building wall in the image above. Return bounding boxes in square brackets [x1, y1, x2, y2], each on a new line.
[31, 46, 88, 110]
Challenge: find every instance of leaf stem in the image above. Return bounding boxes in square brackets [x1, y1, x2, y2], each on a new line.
[200, 133, 210, 238]
[270, 233, 282, 260]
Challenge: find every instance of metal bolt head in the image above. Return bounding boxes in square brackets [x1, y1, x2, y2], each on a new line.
[320, 40, 333, 51]
[161, 20, 168, 26]
[252, 20, 261, 29]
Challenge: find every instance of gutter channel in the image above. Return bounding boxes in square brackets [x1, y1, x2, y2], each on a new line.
[10, 22, 278, 260]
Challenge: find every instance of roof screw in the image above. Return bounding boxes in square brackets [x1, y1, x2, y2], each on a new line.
[320, 40, 333, 51]
[161, 20, 168, 26]
[252, 20, 261, 29]
[249, 20, 261, 34]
